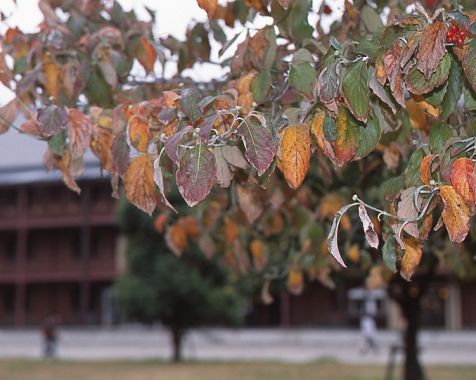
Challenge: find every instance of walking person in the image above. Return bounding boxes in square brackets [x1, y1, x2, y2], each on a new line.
[360, 312, 378, 354]
[42, 315, 59, 358]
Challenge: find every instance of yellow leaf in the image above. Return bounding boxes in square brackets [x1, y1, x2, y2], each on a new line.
[287, 267, 304, 295]
[128, 116, 150, 153]
[124, 155, 156, 215]
[400, 238, 422, 281]
[406, 98, 439, 130]
[420, 154, 432, 185]
[439, 185, 470, 243]
[279, 123, 311, 189]
[42, 53, 62, 100]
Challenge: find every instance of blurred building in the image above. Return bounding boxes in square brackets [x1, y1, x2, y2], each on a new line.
[0, 132, 120, 326]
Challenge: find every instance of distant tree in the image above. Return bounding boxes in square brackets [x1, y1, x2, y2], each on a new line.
[114, 201, 245, 362]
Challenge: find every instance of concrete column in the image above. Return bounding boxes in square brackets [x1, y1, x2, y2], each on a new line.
[445, 280, 462, 330]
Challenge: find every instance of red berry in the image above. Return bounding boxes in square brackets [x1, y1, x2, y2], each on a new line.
[457, 38, 464, 46]
[459, 30, 467, 38]
[450, 24, 458, 33]
[447, 36, 455, 43]
[446, 31, 454, 38]
[323, 4, 332, 15]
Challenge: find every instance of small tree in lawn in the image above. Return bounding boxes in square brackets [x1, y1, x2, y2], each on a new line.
[114, 201, 245, 362]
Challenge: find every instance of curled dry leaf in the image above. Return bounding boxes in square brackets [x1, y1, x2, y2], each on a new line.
[279, 123, 311, 189]
[0, 99, 18, 135]
[397, 187, 419, 238]
[400, 238, 422, 281]
[439, 185, 470, 243]
[124, 155, 157, 215]
[68, 108, 92, 159]
[416, 21, 447, 80]
[420, 154, 432, 185]
[358, 202, 379, 249]
[327, 203, 357, 268]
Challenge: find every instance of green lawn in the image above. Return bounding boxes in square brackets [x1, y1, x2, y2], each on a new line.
[0, 360, 473, 380]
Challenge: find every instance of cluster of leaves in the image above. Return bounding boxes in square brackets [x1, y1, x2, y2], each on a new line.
[1, 0, 476, 292]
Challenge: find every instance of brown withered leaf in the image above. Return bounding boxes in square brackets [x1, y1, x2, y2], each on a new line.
[196, 0, 218, 18]
[68, 108, 92, 159]
[124, 155, 157, 215]
[213, 146, 232, 188]
[416, 21, 447, 80]
[279, 123, 311, 189]
[439, 185, 470, 243]
[400, 238, 423, 281]
[44, 149, 81, 194]
[0, 99, 18, 134]
[450, 158, 475, 207]
[236, 184, 263, 224]
[383, 41, 405, 106]
[358, 202, 379, 249]
[397, 187, 419, 238]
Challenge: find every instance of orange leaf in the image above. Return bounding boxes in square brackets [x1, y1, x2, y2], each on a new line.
[450, 158, 475, 207]
[310, 111, 336, 162]
[166, 222, 188, 256]
[406, 98, 439, 130]
[439, 185, 470, 243]
[224, 217, 240, 243]
[250, 239, 267, 271]
[279, 123, 311, 189]
[154, 213, 168, 233]
[124, 155, 157, 215]
[128, 116, 150, 153]
[136, 36, 156, 73]
[180, 216, 200, 240]
[287, 267, 304, 295]
[400, 238, 422, 281]
[420, 154, 432, 185]
[196, 0, 218, 18]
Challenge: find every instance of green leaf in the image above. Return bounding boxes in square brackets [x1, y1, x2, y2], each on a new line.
[48, 129, 68, 155]
[380, 176, 404, 203]
[251, 69, 271, 103]
[425, 83, 447, 107]
[404, 148, 425, 187]
[210, 20, 227, 44]
[323, 112, 337, 142]
[85, 66, 114, 108]
[382, 236, 397, 273]
[356, 116, 381, 159]
[180, 88, 201, 122]
[463, 84, 476, 111]
[360, 5, 383, 33]
[406, 53, 451, 95]
[463, 39, 476, 93]
[289, 61, 315, 97]
[342, 60, 369, 122]
[176, 143, 216, 207]
[441, 55, 463, 120]
[429, 124, 454, 153]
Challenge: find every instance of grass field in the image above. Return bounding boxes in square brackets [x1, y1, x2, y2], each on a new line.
[0, 360, 474, 380]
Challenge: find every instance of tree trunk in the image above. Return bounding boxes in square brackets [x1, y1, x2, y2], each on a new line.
[402, 295, 423, 380]
[170, 327, 184, 362]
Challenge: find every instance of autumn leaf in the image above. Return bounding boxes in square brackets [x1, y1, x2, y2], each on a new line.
[287, 267, 304, 295]
[279, 123, 311, 189]
[165, 222, 188, 256]
[400, 238, 423, 281]
[196, 0, 218, 17]
[128, 116, 150, 153]
[416, 21, 447, 80]
[154, 213, 168, 233]
[250, 239, 267, 271]
[237, 117, 275, 176]
[42, 52, 62, 100]
[136, 36, 156, 73]
[463, 40, 476, 93]
[334, 107, 359, 166]
[310, 110, 336, 162]
[420, 154, 432, 185]
[358, 202, 379, 249]
[236, 184, 263, 224]
[450, 158, 475, 207]
[176, 143, 216, 207]
[397, 187, 419, 238]
[124, 155, 157, 215]
[153, 157, 176, 212]
[383, 41, 405, 106]
[38, 105, 69, 137]
[439, 185, 470, 243]
[68, 108, 92, 159]
[213, 146, 232, 188]
[0, 99, 18, 135]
